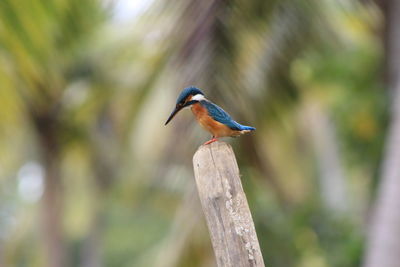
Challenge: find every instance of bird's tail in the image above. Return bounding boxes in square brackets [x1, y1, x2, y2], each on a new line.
[240, 125, 256, 131]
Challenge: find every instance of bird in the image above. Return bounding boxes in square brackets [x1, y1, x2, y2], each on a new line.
[165, 86, 255, 145]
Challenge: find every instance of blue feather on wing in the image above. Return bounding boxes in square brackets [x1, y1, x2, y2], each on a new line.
[201, 101, 255, 131]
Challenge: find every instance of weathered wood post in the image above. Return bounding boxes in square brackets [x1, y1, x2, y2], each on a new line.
[193, 141, 265, 267]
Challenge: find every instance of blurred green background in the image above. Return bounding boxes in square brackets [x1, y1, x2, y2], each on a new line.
[1, 0, 398, 266]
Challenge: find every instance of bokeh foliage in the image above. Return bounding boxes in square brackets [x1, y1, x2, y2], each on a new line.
[0, 0, 387, 266]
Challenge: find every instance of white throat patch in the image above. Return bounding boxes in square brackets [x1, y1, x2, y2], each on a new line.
[192, 94, 206, 101]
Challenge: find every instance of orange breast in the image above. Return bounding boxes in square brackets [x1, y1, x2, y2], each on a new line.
[191, 103, 239, 137]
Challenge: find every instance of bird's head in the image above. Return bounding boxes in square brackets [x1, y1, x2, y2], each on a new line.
[165, 86, 205, 125]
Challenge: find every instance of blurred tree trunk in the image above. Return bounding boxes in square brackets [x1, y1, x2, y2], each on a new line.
[81, 108, 118, 267]
[363, 0, 400, 266]
[81, 206, 103, 267]
[33, 111, 66, 267]
[303, 102, 348, 213]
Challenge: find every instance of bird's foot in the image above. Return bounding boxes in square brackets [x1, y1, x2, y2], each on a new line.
[203, 138, 218, 145]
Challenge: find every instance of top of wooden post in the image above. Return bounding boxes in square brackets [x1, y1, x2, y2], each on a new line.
[193, 141, 265, 267]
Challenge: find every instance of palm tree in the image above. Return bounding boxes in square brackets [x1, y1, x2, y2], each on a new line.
[0, 1, 105, 266]
[147, 0, 351, 266]
[363, 0, 400, 266]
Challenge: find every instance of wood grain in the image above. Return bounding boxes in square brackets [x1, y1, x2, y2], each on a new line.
[193, 141, 265, 267]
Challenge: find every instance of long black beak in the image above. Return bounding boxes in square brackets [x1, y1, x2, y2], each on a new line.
[165, 105, 183, 125]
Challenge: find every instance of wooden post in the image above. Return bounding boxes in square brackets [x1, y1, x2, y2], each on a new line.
[193, 141, 265, 267]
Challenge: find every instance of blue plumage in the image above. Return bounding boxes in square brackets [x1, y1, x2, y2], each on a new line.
[176, 86, 204, 105]
[165, 86, 255, 145]
[200, 100, 256, 132]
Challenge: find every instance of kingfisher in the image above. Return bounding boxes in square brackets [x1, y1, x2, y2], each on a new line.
[165, 86, 255, 145]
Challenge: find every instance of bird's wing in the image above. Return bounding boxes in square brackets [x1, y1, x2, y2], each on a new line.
[201, 100, 242, 131]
